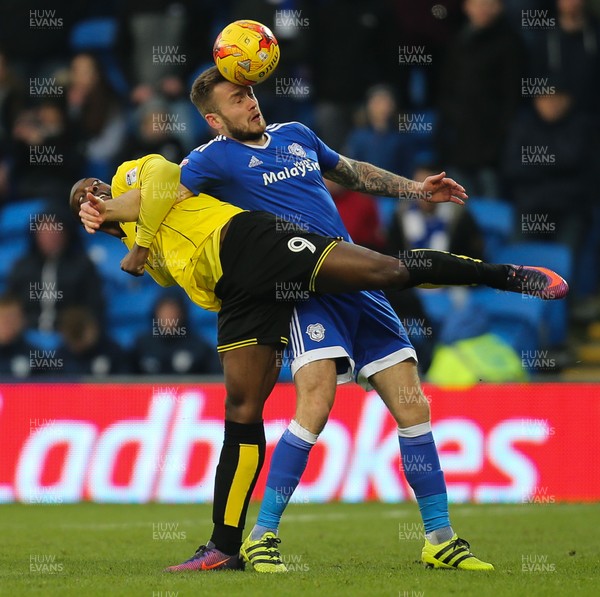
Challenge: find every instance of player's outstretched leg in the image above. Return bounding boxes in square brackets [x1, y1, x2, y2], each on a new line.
[371, 361, 494, 571]
[242, 359, 337, 573]
[165, 345, 278, 572]
[315, 243, 568, 300]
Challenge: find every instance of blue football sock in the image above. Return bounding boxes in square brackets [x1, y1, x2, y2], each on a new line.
[398, 422, 452, 539]
[251, 421, 316, 540]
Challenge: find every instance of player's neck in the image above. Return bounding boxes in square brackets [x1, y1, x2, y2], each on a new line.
[237, 134, 269, 147]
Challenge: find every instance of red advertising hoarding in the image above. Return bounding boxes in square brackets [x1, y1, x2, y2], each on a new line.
[0, 383, 598, 503]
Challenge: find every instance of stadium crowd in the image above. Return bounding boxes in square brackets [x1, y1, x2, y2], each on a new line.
[0, 0, 599, 378]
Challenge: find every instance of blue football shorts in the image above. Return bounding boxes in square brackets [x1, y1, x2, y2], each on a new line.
[288, 290, 417, 389]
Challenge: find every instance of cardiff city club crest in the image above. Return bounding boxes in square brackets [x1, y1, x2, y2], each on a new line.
[287, 143, 307, 158]
[306, 323, 325, 342]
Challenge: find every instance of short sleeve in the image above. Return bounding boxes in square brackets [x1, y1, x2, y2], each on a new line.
[180, 146, 222, 195]
[294, 122, 340, 171]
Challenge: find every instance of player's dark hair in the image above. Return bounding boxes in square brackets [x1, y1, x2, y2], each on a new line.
[190, 66, 228, 116]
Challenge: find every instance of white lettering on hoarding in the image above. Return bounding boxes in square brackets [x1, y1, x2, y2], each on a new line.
[17, 422, 96, 502]
[342, 394, 406, 502]
[155, 392, 224, 502]
[435, 419, 484, 502]
[4, 388, 555, 503]
[475, 419, 548, 502]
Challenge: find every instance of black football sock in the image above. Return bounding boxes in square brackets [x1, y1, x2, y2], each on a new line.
[210, 420, 266, 555]
[402, 249, 508, 289]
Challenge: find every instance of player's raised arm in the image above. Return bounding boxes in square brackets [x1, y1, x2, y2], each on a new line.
[323, 155, 467, 205]
[116, 156, 181, 277]
[135, 156, 181, 248]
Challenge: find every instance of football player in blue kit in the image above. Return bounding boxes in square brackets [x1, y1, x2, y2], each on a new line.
[165, 67, 566, 573]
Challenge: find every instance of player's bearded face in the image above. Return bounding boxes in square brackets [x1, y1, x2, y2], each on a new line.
[212, 83, 267, 142]
[218, 110, 266, 142]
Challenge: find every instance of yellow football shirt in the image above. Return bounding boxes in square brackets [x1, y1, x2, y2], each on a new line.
[111, 154, 244, 311]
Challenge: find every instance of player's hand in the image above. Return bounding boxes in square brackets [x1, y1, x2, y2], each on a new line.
[120, 244, 149, 277]
[421, 172, 467, 205]
[79, 192, 106, 234]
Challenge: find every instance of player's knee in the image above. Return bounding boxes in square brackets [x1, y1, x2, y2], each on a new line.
[414, 394, 431, 419]
[225, 396, 264, 422]
[296, 400, 331, 435]
[224, 382, 266, 421]
[393, 388, 430, 427]
[295, 379, 335, 434]
[409, 395, 430, 425]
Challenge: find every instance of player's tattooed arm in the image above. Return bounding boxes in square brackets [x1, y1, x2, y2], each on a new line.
[324, 155, 467, 204]
[323, 155, 422, 199]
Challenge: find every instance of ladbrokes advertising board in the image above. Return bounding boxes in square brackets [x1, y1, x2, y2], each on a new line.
[0, 383, 598, 503]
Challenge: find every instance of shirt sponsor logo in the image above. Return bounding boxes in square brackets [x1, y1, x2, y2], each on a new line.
[262, 158, 320, 186]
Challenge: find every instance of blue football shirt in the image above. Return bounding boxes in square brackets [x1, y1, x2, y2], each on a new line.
[180, 121, 351, 241]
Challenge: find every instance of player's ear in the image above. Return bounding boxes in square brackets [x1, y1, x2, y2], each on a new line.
[205, 112, 222, 130]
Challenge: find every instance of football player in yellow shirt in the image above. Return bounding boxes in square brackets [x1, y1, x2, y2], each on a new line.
[71, 154, 567, 573]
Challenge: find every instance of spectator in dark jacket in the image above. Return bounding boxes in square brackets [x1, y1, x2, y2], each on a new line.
[132, 293, 221, 375]
[504, 88, 594, 254]
[437, 0, 525, 197]
[310, 0, 396, 148]
[345, 85, 416, 178]
[345, 84, 424, 227]
[528, 0, 600, 116]
[0, 293, 36, 378]
[11, 99, 83, 201]
[7, 205, 105, 331]
[56, 306, 131, 376]
[117, 101, 184, 165]
[0, 49, 23, 144]
[66, 53, 126, 176]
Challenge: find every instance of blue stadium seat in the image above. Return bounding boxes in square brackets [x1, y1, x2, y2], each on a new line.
[188, 302, 218, 328]
[0, 237, 28, 286]
[188, 306, 218, 347]
[416, 288, 453, 329]
[576, 205, 600, 296]
[84, 232, 128, 284]
[196, 319, 218, 349]
[70, 18, 117, 51]
[107, 278, 160, 327]
[25, 329, 62, 351]
[468, 287, 545, 356]
[83, 158, 113, 185]
[70, 18, 129, 97]
[493, 242, 572, 346]
[376, 196, 398, 229]
[468, 199, 514, 260]
[110, 321, 147, 349]
[109, 289, 219, 350]
[0, 199, 47, 241]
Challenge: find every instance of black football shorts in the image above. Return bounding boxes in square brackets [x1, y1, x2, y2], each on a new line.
[214, 211, 339, 353]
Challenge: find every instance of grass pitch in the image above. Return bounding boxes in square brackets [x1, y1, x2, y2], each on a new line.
[0, 502, 598, 597]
